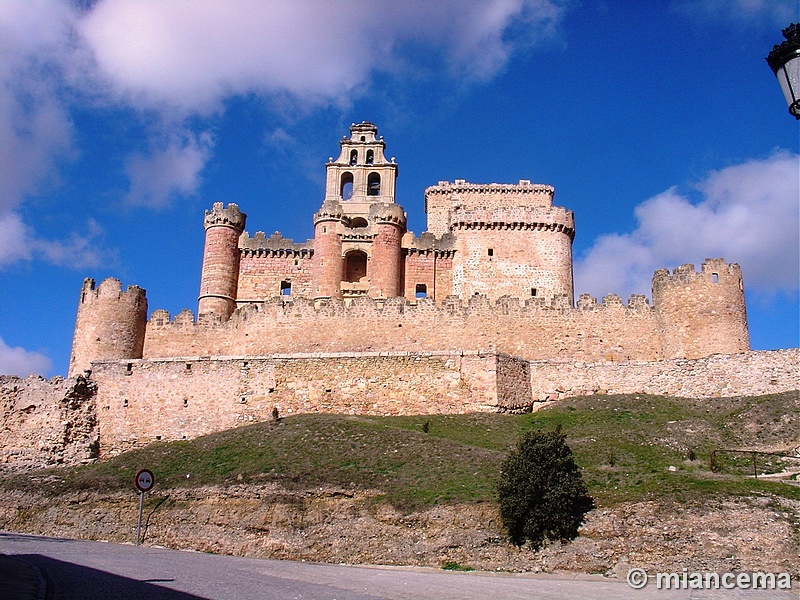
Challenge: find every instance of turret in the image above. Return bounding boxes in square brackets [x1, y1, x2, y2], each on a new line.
[198, 202, 246, 319]
[68, 278, 148, 377]
[652, 258, 749, 359]
[368, 202, 406, 298]
[312, 200, 345, 299]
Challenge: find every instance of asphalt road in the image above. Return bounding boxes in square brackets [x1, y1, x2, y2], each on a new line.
[1, 532, 797, 600]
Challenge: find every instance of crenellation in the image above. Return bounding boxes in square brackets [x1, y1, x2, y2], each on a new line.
[601, 294, 624, 308]
[577, 293, 598, 309]
[628, 294, 650, 310]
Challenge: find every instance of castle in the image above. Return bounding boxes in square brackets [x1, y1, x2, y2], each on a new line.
[60, 122, 791, 457]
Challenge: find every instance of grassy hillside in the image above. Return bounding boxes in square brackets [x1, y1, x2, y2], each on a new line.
[6, 391, 799, 510]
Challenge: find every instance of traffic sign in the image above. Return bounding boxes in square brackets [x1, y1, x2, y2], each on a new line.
[134, 468, 155, 493]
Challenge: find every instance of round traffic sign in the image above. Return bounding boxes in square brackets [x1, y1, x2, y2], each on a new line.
[134, 468, 155, 492]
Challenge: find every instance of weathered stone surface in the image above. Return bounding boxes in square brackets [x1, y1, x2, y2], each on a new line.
[2, 349, 797, 464]
[0, 374, 97, 470]
[2, 486, 797, 577]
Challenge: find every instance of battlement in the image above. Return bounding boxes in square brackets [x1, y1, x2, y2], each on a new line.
[204, 202, 246, 231]
[147, 289, 656, 329]
[79, 277, 146, 304]
[240, 231, 314, 257]
[405, 232, 456, 255]
[448, 206, 575, 238]
[369, 202, 407, 227]
[425, 180, 555, 207]
[314, 199, 346, 224]
[652, 258, 743, 289]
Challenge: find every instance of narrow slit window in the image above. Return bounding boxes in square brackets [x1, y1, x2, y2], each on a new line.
[712, 273, 719, 284]
[531, 288, 537, 297]
[488, 248, 494, 256]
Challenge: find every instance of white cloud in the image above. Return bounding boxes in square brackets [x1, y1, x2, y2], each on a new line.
[0, 210, 108, 270]
[0, 212, 32, 265]
[574, 151, 800, 300]
[124, 132, 213, 207]
[77, 0, 565, 112]
[31, 218, 108, 269]
[0, 336, 52, 377]
[0, 0, 76, 213]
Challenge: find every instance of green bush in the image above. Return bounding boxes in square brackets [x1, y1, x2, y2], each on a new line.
[497, 428, 594, 548]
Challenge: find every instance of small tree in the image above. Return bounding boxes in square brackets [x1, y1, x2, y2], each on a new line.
[497, 428, 594, 548]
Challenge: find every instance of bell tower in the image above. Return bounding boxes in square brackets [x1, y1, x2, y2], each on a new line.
[324, 121, 398, 211]
[312, 122, 406, 300]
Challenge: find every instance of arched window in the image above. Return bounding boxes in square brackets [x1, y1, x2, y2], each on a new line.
[365, 150, 374, 165]
[344, 250, 368, 282]
[367, 172, 381, 196]
[350, 217, 368, 229]
[349, 150, 358, 165]
[340, 172, 354, 200]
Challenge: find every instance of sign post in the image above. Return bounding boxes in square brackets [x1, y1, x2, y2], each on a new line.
[134, 468, 155, 546]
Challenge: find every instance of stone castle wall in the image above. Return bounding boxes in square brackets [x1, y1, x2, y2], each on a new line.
[141, 293, 664, 363]
[91, 348, 800, 457]
[527, 349, 799, 401]
[3, 350, 796, 466]
[0, 375, 98, 470]
[91, 351, 509, 456]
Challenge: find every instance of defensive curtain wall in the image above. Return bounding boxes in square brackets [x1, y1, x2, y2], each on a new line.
[3, 349, 797, 463]
[71, 258, 749, 377]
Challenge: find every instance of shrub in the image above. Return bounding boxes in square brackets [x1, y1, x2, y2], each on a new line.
[497, 428, 594, 548]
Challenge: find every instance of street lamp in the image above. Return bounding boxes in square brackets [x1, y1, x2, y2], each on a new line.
[766, 23, 800, 120]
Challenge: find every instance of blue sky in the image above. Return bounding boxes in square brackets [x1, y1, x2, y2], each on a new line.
[0, 0, 798, 377]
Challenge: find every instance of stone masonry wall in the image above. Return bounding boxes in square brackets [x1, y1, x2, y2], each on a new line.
[91, 352, 503, 456]
[1, 350, 796, 467]
[237, 252, 313, 301]
[528, 349, 799, 402]
[142, 294, 663, 363]
[0, 375, 98, 470]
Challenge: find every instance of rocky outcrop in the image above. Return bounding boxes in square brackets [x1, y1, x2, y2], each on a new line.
[1, 485, 797, 577]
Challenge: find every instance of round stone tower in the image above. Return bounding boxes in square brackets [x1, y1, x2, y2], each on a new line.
[652, 258, 749, 359]
[198, 202, 246, 319]
[368, 202, 406, 298]
[68, 277, 148, 377]
[312, 200, 345, 299]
